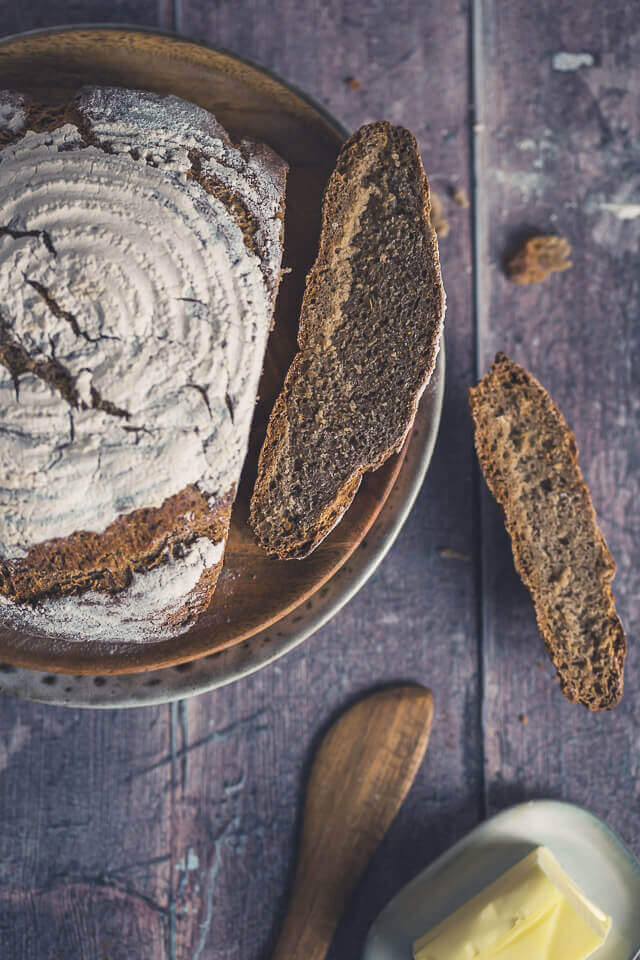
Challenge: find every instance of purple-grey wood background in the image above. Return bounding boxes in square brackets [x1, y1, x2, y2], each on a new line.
[0, 2, 638, 958]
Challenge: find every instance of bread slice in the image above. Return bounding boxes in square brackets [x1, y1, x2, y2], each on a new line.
[250, 122, 445, 559]
[470, 353, 626, 710]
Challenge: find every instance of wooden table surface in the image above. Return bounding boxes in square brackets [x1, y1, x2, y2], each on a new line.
[0, 2, 638, 958]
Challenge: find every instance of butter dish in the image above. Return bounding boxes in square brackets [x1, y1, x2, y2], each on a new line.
[363, 800, 640, 960]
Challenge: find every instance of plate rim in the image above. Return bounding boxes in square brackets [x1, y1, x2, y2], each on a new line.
[0, 22, 352, 142]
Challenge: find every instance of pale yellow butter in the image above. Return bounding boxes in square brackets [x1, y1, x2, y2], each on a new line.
[413, 846, 611, 960]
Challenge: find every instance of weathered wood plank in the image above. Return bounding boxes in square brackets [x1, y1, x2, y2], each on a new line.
[0, 700, 173, 958]
[0, 10, 176, 960]
[175, 2, 480, 958]
[0, 0, 167, 36]
[476, 0, 640, 847]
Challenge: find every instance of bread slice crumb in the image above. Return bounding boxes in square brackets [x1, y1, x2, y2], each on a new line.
[250, 121, 445, 559]
[470, 353, 626, 710]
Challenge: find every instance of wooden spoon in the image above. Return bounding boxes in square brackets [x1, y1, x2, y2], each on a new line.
[273, 685, 434, 960]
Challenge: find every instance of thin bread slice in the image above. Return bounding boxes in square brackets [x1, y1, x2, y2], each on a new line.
[250, 121, 445, 559]
[470, 353, 626, 710]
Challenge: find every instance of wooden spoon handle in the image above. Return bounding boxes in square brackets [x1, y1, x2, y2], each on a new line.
[273, 685, 434, 960]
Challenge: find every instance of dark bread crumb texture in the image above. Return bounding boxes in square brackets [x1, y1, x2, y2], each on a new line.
[0, 89, 286, 629]
[470, 353, 626, 710]
[250, 121, 445, 559]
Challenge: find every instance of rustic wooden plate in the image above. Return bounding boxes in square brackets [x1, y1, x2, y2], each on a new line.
[0, 26, 442, 675]
[0, 359, 443, 707]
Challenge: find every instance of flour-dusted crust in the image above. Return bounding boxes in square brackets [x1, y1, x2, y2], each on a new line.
[250, 122, 445, 559]
[470, 353, 626, 710]
[0, 86, 287, 643]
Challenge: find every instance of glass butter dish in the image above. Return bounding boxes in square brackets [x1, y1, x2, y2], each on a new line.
[363, 800, 640, 960]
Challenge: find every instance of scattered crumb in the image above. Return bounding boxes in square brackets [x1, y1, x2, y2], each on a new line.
[345, 76, 361, 90]
[553, 675, 561, 683]
[452, 186, 470, 208]
[280, 266, 293, 275]
[519, 713, 529, 725]
[507, 235, 572, 284]
[537, 662, 544, 669]
[430, 191, 450, 238]
[438, 547, 471, 562]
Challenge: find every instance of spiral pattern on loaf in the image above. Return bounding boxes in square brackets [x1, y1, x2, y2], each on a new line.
[0, 102, 276, 558]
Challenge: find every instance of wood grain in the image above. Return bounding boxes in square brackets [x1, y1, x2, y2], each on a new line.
[273, 686, 433, 960]
[0, 0, 165, 37]
[0, 696, 173, 959]
[475, 0, 640, 839]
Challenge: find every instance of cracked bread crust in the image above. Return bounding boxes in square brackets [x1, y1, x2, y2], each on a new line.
[470, 353, 626, 710]
[249, 121, 444, 559]
[0, 87, 287, 642]
[0, 485, 232, 603]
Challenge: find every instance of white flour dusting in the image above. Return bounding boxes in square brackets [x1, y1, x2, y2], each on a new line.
[0, 86, 286, 642]
[0, 91, 26, 133]
[0, 537, 224, 643]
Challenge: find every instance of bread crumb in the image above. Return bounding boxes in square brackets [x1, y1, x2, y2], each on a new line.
[430, 191, 450, 238]
[519, 713, 529, 725]
[452, 186, 470, 208]
[345, 76, 361, 90]
[507, 235, 572, 284]
[438, 547, 471, 561]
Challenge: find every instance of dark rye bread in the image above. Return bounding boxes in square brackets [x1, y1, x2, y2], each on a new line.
[250, 122, 444, 558]
[470, 353, 626, 710]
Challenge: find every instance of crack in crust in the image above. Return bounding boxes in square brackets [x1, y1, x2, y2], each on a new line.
[0, 225, 57, 257]
[0, 310, 131, 421]
[0, 485, 232, 604]
[24, 277, 121, 345]
[187, 148, 263, 266]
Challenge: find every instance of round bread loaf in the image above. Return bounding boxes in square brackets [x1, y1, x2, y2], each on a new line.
[0, 86, 287, 644]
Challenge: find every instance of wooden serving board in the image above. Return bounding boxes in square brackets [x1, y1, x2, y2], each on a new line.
[0, 28, 412, 674]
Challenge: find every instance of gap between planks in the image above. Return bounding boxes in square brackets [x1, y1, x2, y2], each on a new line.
[469, 0, 489, 820]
